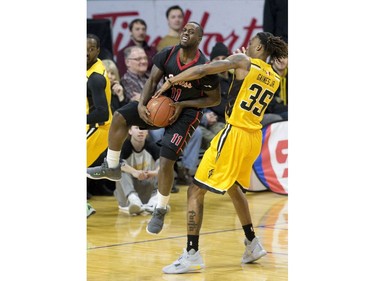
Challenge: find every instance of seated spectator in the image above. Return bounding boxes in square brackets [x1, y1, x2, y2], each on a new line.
[156, 5, 185, 52]
[101, 59, 127, 112]
[120, 46, 157, 103]
[116, 18, 157, 78]
[114, 126, 169, 215]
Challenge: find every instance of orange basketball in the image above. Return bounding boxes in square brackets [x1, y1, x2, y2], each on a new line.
[146, 96, 175, 127]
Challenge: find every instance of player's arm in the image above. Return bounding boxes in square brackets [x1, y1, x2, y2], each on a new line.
[178, 87, 221, 109]
[139, 65, 164, 107]
[169, 86, 221, 124]
[155, 54, 249, 97]
[138, 64, 165, 124]
[172, 53, 248, 82]
[169, 55, 240, 81]
[87, 73, 110, 124]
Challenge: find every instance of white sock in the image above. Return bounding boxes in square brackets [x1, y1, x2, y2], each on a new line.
[106, 149, 121, 168]
[147, 193, 158, 206]
[156, 190, 170, 209]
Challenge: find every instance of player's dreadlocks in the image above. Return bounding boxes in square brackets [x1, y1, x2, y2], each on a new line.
[257, 32, 288, 61]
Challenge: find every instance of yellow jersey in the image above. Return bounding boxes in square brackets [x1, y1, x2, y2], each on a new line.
[86, 58, 112, 128]
[226, 58, 280, 131]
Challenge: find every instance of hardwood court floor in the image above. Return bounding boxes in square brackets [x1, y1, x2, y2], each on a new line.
[87, 186, 288, 281]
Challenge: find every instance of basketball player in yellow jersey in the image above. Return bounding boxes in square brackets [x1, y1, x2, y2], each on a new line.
[155, 32, 288, 274]
[86, 34, 112, 217]
[87, 34, 112, 168]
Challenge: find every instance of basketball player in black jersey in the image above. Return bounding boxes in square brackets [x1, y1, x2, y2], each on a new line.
[87, 22, 221, 234]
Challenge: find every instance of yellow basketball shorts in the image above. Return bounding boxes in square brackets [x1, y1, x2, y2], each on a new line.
[86, 124, 110, 167]
[194, 124, 262, 194]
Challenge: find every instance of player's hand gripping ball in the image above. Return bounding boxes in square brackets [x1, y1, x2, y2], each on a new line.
[146, 96, 175, 127]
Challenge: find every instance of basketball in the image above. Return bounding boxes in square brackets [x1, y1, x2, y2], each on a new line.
[146, 96, 175, 127]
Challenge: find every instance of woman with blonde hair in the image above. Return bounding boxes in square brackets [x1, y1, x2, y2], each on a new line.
[102, 59, 127, 112]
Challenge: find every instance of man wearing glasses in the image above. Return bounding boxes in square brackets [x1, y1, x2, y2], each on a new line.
[120, 46, 155, 103]
[116, 18, 157, 78]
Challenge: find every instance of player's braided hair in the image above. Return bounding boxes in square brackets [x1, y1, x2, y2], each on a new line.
[257, 32, 288, 61]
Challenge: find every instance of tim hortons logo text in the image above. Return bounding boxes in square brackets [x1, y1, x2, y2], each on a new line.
[92, 9, 263, 58]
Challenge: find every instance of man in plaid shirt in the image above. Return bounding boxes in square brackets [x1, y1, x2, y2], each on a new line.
[120, 46, 161, 103]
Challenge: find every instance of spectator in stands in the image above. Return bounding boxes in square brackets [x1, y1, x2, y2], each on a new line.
[156, 5, 185, 52]
[120, 46, 156, 104]
[116, 18, 157, 78]
[263, 0, 288, 43]
[115, 126, 167, 215]
[199, 42, 233, 149]
[101, 59, 127, 112]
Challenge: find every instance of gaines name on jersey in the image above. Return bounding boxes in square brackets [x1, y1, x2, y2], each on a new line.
[256, 73, 276, 88]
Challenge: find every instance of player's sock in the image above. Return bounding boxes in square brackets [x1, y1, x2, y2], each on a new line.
[156, 190, 170, 209]
[243, 224, 255, 242]
[187, 235, 199, 252]
[106, 149, 121, 168]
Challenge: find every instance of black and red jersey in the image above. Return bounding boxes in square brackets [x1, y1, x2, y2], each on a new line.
[153, 45, 219, 103]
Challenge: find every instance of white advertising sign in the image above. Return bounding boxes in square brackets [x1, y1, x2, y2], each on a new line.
[87, 0, 265, 60]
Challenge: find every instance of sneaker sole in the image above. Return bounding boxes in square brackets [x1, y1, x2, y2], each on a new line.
[144, 205, 171, 215]
[242, 250, 267, 263]
[86, 173, 121, 181]
[146, 226, 162, 235]
[163, 264, 205, 274]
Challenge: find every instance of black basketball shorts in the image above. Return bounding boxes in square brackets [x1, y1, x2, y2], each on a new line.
[117, 101, 202, 161]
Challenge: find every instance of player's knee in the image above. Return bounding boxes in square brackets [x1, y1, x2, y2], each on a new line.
[113, 111, 127, 127]
[159, 155, 176, 170]
[188, 184, 205, 199]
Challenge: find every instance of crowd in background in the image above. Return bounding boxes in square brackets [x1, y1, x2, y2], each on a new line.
[87, 1, 288, 216]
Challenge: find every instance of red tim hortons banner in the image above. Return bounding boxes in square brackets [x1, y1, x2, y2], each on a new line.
[87, 0, 265, 60]
[247, 121, 288, 195]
